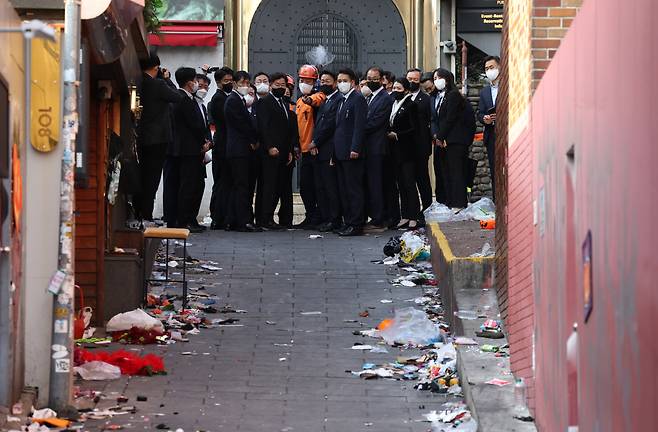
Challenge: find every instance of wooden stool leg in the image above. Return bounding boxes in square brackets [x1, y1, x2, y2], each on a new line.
[165, 239, 169, 287]
[182, 239, 188, 309]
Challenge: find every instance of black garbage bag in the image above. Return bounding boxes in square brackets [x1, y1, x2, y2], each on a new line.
[383, 236, 402, 257]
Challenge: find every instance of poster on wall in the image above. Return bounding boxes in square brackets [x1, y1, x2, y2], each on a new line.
[158, 0, 224, 21]
[582, 231, 593, 322]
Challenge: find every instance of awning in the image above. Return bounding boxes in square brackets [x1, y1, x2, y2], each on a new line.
[149, 21, 222, 47]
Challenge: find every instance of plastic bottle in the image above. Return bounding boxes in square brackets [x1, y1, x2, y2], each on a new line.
[514, 378, 527, 412]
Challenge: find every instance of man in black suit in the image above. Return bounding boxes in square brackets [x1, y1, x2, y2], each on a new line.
[135, 53, 183, 222]
[208, 67, 234, 229]
[334, 68, 368, 236]
[190, 73, 212, 230]
[255, 72, 295, 231]
[406, 68, 434, 218]
[363, 66, 393, 233]
[224, 71, 262, 232]
[312, 70, 344, 232]
[478, 55, 500, 201]
[172, 67, 211, 232]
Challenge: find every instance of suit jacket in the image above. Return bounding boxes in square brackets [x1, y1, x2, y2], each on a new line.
[208, 90, 230, 157]
[412, 91, 432, 158]
[172, 90, 208, 157]
[389, 96, 419, 163]
[313, 91, 344, 161]
[224, 91, 258, 159]
[431, 89, 476, 145]
[138, 73, 183, 146]
[334, 90, 368, 161]
[364, 89, 394, 157]
[477, 85, 496, 147]
[256, 94, 295, 159]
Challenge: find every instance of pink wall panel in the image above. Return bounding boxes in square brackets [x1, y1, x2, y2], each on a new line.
[529, 0, 658, 430]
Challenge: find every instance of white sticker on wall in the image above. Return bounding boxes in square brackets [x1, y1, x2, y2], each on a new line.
[54, 359, 70, 373]
[54, 319, 68, 334]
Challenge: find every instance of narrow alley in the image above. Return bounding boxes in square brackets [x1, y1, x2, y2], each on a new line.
[77, 230, 464, 432]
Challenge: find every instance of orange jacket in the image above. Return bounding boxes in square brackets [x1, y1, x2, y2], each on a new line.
[296, 92, 326, 153]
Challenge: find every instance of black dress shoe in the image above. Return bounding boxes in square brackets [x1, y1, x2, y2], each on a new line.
[235, 223, 262, 232]
[338, 226, 363, 237]
[317, 222, 337, 233]
[262, 222, 285, 231]
[332, 224, 348, 234]
[191, 222, 207, 231]
[185, 224, 204, 234]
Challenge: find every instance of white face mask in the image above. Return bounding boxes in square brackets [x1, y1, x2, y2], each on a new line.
[486, 68, 500, 82]
[337, 81, 352, 94]
[434, 78, 446, 91]
[237, 85, 250, 96]
[196, 89, 208, 100]
[299, 82, 313, 95]
[191, 81, 199, 93]
[256, 82, 269, 95]
[360, 85, 372, 98]
[244, 94, 255, 107]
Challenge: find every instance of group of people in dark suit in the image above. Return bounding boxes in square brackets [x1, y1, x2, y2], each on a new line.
[135, 51, 499, 236]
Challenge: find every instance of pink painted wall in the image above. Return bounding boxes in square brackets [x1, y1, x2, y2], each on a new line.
[531, 0, 658, 430]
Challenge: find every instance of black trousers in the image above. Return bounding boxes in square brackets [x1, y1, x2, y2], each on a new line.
[163, 156, 180, 225]
[383, 153, 400, 224]
[261, 156, 291, 225]
[317, 159, 342, 224]
[440, 143, 469, 209]
[414, 153, 433, 211]
[337, 158, 365, 227]
[300, 152, 322, 224]
[210, 150, 221, 222]
[433, 147, 448, 205]
[136, 142, 167, 220]
[211, 157, 232, 226]
[249, 151, 262, 225]
[485, 136, 495, 200]
[227, 157, 252, 227]
[178, 156, 204, 226]
[191, 164, 207, 222]
[365, 154, 385, 225]
[396, 159, 420, 220]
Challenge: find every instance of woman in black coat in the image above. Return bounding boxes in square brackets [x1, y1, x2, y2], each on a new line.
[388, 78, 421, 229]
[430, 68, 475, 209]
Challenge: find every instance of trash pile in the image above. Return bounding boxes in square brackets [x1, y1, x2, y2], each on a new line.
[424, 197, 495, 223]
[348, 230, 478, 430]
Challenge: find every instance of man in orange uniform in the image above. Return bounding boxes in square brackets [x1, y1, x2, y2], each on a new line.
[295, 65, 326, 229]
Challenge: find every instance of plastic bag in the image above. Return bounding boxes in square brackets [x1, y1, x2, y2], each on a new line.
[424, 202, 467, 223]
[106, 309, 164, 333]
[459, 197, 495, 221]
[400, 232, 429, 263]
[380, 307, 440, 345]
[74, 361, 121, 380]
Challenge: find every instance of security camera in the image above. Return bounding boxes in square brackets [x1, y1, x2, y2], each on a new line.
[441, 40, 457, 54]
[21, 20, 56, 41]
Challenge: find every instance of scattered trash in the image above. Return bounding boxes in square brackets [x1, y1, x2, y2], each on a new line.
[380, 299, 393, 304]
[75, 348, 166, 376]
[351, 344, 375, 350]
[476, 319, 504, 339]
[454, 337, 478, 345]
[454, 310, 480, 320]
[300, 311, 322, 315]
[309, 234, 323, 239]
[106, 309, 165, 333]
[74, 361, 121, 381]
[379, 308, 441, 346]
[485, 378, 511, 387]
[200, 264, 222, 271]
[424, 197, 495, 222]
[359, 310, 370, 318]
[480, 219, 496, 230]
[470, 242, 495, 258]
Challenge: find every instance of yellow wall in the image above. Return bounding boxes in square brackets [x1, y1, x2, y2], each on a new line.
[505, 0, 532, 143]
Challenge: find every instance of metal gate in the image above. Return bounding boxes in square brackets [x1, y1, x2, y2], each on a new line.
[295, 14, 358, 73]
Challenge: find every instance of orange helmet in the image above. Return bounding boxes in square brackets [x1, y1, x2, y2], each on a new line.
[298, 64, 319, 80]
[286, 74, 295, 87]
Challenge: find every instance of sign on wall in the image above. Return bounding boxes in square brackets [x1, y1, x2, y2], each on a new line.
[30, 34, 61, 153]
[457, 0, 505, 33]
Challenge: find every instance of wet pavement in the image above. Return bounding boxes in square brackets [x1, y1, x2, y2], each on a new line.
[79, 229, 461, 431]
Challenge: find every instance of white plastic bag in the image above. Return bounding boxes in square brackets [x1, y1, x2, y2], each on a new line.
[74, 361, 121, 380]
[424, 202, 467, 223]
[106, 309, 164, 333]
[459, 197, 495, 221]
[380, 307, 440, 345]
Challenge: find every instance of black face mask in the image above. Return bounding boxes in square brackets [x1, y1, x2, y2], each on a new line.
[222, 83, 233, 93]
[320, 85, 334, 95]
[366, 81, 382, 92]
[408, 82, 420, 92]
[392, 91, 406, 101]
[271, 87, 286, 98]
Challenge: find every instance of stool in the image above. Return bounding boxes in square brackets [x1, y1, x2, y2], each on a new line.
[143, 227, 190, 308]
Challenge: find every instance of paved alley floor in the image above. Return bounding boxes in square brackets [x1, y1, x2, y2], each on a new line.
[81, 229, 458, 432]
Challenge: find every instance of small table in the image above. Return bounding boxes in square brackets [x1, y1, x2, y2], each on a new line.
[143, 227, 190, 308]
